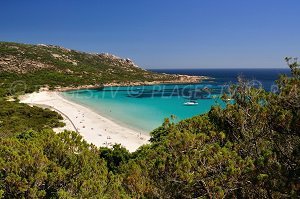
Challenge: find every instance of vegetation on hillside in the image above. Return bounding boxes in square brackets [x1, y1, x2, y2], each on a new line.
[0, 98, 64, 138]
[0, 58, 299, 198]
[0, 42, 180, 96]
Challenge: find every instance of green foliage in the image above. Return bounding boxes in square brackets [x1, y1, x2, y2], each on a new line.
[0, 130, 128, 198]
[206, 59, 300, 197]
[100, 144, 131, 174]
[123, 130, 253, 198]
[0, 100, 64, 138]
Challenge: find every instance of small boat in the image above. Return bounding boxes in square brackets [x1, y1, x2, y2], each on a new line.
[225, 98, 233, 101]
[184, 100, 198, 106]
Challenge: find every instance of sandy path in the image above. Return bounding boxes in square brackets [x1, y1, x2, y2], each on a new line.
[20, 91, 150, 152]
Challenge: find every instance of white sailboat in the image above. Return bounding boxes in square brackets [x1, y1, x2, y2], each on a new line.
[183, 100, 198, 106]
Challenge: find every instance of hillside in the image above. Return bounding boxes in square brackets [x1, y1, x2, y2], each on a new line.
[0, 42, 203, 95]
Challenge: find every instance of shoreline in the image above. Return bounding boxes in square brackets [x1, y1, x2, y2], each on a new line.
[60, 92, 149, 134]
[53, 75, 211, 92]
[20, 91, 150, 152]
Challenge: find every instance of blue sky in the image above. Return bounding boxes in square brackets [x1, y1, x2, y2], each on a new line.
[1, 0, 299, 68]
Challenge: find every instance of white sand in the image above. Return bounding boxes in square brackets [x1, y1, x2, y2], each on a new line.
[20, 91, 149, 152]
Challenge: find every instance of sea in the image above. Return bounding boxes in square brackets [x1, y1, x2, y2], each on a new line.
[63, 68, 291, 133]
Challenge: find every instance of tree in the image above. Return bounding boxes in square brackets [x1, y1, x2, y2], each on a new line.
[0, 130, 128, 198]
[100, 144, 131, 174]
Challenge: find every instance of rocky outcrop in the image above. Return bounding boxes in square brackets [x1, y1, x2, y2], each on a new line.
[96, 53, 140, 68]
[51, 53, 78, 66]
[0, 55, 54, 73]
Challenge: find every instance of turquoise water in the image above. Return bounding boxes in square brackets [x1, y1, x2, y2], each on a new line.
[63, 68, 290, 133]
[63, 84, 224, 132]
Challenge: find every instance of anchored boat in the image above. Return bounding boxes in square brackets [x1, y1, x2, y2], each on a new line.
[183, 100, 198, 106]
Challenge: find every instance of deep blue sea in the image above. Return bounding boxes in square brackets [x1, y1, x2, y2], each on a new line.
[63, 68, 290, 132]
[151, 68, 291, 92]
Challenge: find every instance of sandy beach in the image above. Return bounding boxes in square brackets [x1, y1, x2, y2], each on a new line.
[20, 91, 150, 152]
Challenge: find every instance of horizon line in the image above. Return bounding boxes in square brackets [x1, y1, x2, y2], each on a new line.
[146, 67, 289, 70]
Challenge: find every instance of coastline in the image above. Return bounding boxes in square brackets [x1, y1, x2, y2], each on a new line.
[54, 74, 211, 92]
[17, 74, 211, 152]
[19, 91, 150, 152]
[60, 92, 148, 134]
